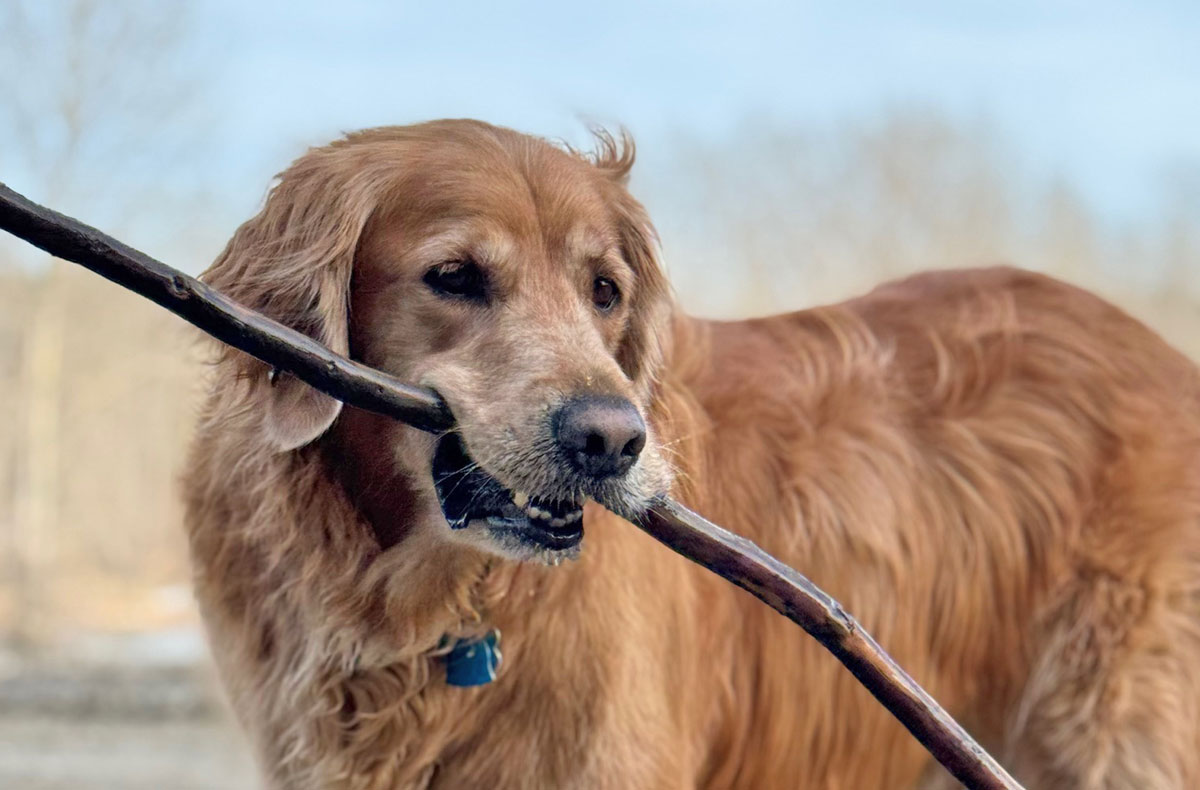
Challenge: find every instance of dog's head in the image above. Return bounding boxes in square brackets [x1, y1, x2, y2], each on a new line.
[205, 120, 674, 562]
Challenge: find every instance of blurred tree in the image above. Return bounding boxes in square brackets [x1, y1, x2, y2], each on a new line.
[0, 0, 208, 232]
[1037, 180, 1097, 286]
[644, 111, 1197, 332]
[645, 113, 1021, 316]
[0, 0, 208, 652]
[1161, 165, 1200, 301]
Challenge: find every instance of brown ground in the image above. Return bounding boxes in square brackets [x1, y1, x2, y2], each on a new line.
[0, 715, 257, 790]
[0, 661, 257, 789]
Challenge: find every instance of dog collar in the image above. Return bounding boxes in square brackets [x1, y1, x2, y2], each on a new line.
[443, 628, 502, 687]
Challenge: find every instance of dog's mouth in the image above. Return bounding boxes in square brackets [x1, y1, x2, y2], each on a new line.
[432, 433, 584, 553]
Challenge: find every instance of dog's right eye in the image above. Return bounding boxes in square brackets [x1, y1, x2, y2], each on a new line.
[423, 260, 488, 302]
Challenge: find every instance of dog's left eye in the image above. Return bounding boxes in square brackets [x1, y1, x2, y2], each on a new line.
[424, 260, 488, 302]
[593, 277, 620, 311]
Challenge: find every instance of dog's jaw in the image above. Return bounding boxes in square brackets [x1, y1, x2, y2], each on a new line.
[432, 431, 587, 562]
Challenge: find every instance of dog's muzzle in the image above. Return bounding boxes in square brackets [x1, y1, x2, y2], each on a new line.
[432, 432, 585, 552]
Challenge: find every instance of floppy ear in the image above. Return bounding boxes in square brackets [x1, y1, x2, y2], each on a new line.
[612, 194, 672, 398]
[203, 146, 382, 451]
[588, 129, 674, 399]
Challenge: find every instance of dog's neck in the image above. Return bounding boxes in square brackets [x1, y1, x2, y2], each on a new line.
[319, 412, 538, 655]
[323, 407, 424, 552]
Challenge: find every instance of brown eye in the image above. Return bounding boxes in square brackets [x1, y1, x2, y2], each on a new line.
[424, 259, 488, 302]
[593, 276, 620, 311]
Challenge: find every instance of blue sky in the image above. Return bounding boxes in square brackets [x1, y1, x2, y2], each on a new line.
[191, 0, 1199, 229]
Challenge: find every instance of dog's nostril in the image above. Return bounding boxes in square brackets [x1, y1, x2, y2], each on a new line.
[584, 433, 607, 458]
[553, 395, 647, 479]
[621, 432, 646, 459]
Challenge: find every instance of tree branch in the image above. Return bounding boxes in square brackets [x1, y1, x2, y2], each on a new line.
[0, 182, 1023, 790]
[0, 185, 451, 433]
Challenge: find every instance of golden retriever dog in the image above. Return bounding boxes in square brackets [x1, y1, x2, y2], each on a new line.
[184, 120, 1200, 789]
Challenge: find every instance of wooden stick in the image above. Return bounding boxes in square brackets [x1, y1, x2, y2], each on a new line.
[0, 185, 451, 434]
[0, 182, 1023, 790]
[638, 499, 1019, 789]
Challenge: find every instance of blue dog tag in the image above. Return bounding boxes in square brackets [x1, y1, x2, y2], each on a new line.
[444, 629, 502, 687]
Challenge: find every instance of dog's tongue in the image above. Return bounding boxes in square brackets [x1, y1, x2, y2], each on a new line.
[431, 433, 516, 529]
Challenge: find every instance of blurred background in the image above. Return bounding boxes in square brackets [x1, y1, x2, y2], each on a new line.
[0, 1, 1197, 787]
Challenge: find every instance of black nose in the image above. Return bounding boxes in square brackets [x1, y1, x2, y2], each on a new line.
[553, 395, 647, 479]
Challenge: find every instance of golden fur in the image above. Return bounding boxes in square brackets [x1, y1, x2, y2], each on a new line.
[184, 120, 1200, 789]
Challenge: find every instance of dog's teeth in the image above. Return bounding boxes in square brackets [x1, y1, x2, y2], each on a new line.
[565, 510, 581, 523]
[528, 506, 546, 519]
[512, 491, 528, 508]
[550, 518, 565, 528]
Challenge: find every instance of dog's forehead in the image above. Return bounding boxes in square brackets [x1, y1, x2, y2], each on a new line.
[373, 143, 617, 251]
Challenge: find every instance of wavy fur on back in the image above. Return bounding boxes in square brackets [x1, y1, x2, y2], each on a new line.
[184, 121, 1200, 789]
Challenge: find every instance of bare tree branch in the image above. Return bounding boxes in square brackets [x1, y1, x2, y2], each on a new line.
[637, 499, 1021, 790]
[0, 182, 1024, 790]
[0, 0, 213, 255]
[0, 184, 450, 434]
